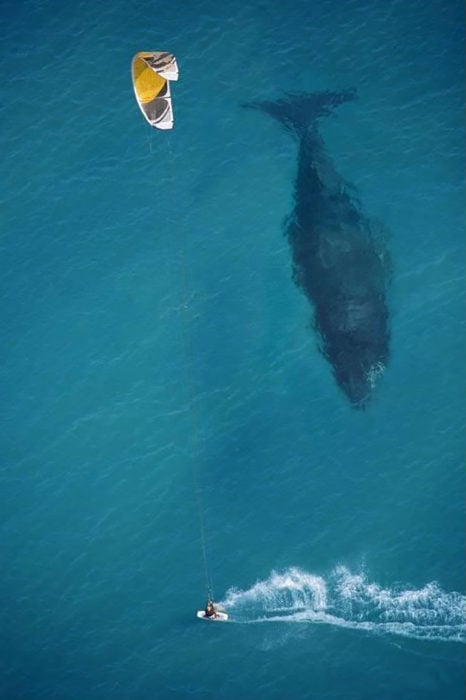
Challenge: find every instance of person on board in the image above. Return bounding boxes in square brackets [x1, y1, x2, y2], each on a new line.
[204, 599, 217, 618]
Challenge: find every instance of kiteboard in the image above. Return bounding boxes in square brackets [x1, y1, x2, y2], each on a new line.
[196, 610, 229, 622]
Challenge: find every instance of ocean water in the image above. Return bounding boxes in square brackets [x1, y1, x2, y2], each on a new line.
[1, 0, 465, 698]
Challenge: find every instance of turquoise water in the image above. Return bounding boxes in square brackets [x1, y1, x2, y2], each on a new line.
[2, 0, 465, 698]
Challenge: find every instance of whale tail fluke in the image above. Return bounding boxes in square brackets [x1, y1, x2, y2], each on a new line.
[242, 90, 357, 139]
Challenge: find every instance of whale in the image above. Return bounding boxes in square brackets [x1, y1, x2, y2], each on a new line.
[244, 91, 391, 408]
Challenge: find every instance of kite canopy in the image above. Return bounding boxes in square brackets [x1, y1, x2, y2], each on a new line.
[132, 51, 179, 130]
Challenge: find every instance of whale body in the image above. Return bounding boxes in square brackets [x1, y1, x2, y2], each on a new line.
[245, 92, 391, 407]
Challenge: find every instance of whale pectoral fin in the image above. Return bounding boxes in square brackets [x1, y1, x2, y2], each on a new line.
[291, 262, 304, 289]
[282, 212, 293, 235]
[368, 219, 393, 280]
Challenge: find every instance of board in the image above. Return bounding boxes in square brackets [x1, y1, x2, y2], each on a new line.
[196, 610, 229, 622]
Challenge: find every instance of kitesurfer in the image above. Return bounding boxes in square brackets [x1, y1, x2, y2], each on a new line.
[204, 599, 217, 618]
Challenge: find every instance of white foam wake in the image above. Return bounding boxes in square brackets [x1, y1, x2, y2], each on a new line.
[219, 566, 466, 643]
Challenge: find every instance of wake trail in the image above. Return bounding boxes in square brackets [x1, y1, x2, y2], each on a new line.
[219, 566, 465, 643]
